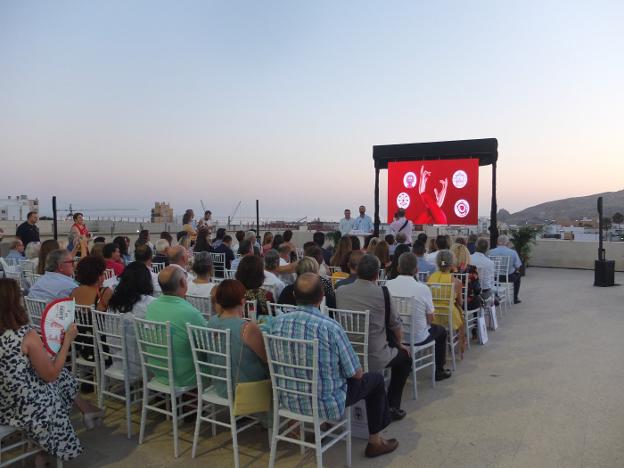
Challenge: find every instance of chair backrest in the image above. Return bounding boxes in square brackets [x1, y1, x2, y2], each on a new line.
[490, 255, 510, 280]
[378, 269, 387, 281]
[104, 268, 116, 280]
[152, 262, 166, 273]
[416, 272, 429, 282]
[428, 282, 455, 330]
[209, 252, 226, 277]
[93, 310, 127, 373]
[262, 283, 278, 300]
[72, 305, 97, 358]
[453, 272, 469, 312]
[263, 334, 319, 417]
[376, 279, 387, 287]
[328, 266, 343, 274]
[187, 325, 233, 401]
[243, 300, 257, 321]
[224, 268, 237, 279]
[23, 270, 41, 286]
[186, 294, 213, 320]
[134, 318, 174, 387]
[19, 259, 36, 273]
[326, 307, 370, 372]
[266, 302, 299, 317]
[391, 296, 417, 345]
[24, 297, 47, 331]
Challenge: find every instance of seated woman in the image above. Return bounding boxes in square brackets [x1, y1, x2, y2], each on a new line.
[0, 278, 103, 466]
[71, 256, 114, 311]
[427, 249, 466, 355]
[207, 280, 268, 398]
[450, 239, 472, 271]
[103, 243, 125, 277]
[277, 256, 336, 309]
[37, 239, 60, 275]
[374, 240, 392, 271]
[330, 236, 352, 273]
[187, 252, 216, 297]
[113, 236, 132, 265]
[385, 244, 411, 280]
[107, 262, 155, 381]
[235, 255, 274, 316]
[193, 226, 213, 253]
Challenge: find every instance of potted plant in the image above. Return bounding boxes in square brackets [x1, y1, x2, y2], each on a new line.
[509, 226, 541, 275]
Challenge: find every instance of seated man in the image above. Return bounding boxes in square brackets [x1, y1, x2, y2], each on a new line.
[488, 235, 522, 304]
[6, 238, 25, 261]
[412, 240, 436, 277]
[168, 245, 190, 272]
[270, 273, 398, 458]
[385, 252, 451, 381]
[470, 238, 495, 299]
[335, 250, 363, 289]
[211, 234, 235, 272]
[335, 254, 412, 420]
[263, 249, 286, 298]
[145, 266, 206, 387]
[152, 238, 170, 266]
[277, 244, 296, 285]
[28, 249, 78, 301]
[231, 240, 253, 271]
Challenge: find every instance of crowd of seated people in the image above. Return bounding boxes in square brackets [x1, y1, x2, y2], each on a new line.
[1, 212, 529, 464]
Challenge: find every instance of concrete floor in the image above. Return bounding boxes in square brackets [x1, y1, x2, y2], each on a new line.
[58, 268, 624, 467]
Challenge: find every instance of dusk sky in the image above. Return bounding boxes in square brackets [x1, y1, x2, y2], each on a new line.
[1, 1, 623, 222]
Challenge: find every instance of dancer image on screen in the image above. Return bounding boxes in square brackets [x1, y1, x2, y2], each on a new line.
[414, 165, 448, 224]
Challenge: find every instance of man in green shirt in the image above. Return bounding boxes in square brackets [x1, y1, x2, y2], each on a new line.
[145, 265, 207, 387]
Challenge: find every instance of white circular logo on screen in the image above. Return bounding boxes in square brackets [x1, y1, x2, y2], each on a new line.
[452, 170, 468, 189]
[454, 199, 470, 218]
[396, 192, 411, 209]
[403, 172, 417, 189]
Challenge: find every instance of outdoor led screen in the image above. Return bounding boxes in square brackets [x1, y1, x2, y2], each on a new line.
[387, 159, 479, 225]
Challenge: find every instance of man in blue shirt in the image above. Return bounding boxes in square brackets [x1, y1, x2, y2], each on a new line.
[488, 235, 523, 304]
[28, 249, 78, 302]
[270, 273, 398, 458]
[353, 205, 374, 234]
[411, 240, 436, 278]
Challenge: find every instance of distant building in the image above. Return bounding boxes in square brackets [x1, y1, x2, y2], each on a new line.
[0, 195, 39, 220]
[151, 202, 173, 223]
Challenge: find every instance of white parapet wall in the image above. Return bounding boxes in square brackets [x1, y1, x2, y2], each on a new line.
[530, 239, 624, 271]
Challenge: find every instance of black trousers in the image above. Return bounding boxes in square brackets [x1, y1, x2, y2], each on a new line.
[345, 372, 391, 435]
[385, 348, 412, 409]
[499, 272, 521, 301]
[415, 324, 447, 371]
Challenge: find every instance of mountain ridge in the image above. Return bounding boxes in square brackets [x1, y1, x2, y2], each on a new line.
[499, 189, 624, 224]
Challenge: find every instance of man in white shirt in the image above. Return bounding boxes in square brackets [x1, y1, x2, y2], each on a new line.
[388, 209, 413, 244]
[353, 205, 374, 233]
[469, 238, 495, 298]
[384, 253, 451, 381]
[263, 249, 286, 298]
[277, 244, 296, 285]
[339, 209, 356, 236]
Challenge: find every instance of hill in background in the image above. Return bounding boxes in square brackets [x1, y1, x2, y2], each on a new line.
[498, 189, 624, 225]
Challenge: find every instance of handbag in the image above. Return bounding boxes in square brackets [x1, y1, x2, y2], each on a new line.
[381, 286, 400, 349]
[232, 322, 272, 416]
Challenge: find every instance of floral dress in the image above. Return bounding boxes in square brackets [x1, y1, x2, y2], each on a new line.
[0, 325, 82, 460]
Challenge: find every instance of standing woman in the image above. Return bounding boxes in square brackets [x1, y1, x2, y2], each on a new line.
[262, 232, 274, 255]
[182, 211, 197, 244]
[68, 212, 90, 255]
[0, 278, 103, 466]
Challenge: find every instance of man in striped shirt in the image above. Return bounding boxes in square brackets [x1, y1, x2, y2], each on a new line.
[270, 273, 399, 458]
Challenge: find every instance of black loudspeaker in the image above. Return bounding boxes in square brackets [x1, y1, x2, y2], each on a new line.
[594, 260, 615, 287]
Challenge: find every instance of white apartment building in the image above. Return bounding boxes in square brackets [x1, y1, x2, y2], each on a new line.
[0, 195, 39, 221]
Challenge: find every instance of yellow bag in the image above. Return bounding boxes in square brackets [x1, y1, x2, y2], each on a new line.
[233, 379, 272, 416]
[232, 322, 272, 416]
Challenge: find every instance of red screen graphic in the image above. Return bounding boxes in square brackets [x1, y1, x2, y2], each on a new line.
[388, 159, 479, 225]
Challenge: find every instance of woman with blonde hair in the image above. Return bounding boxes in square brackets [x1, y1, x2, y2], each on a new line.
[427, 249, 466, 355]
[373, 240, 392, 270]
[277, 256, 336, 308]
[366, 236, 380, 254]
[262, 232, 274, 255]
[450, 239, 472, 271]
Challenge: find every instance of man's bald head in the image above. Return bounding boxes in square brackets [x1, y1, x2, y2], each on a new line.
[158, 265, 187, 297]
[168, 245, 188, 267]
[294, 272, 324, 306]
